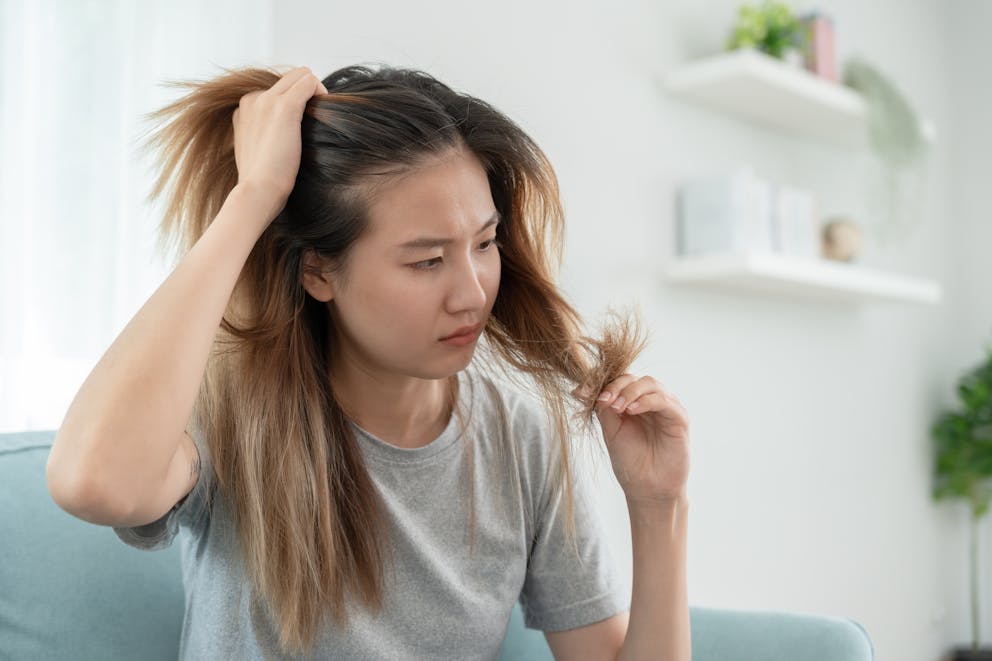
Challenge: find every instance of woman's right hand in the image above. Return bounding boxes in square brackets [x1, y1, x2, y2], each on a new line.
[232, 66, 328, 217]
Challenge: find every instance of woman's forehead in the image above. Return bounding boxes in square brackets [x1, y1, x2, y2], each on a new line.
[363, 151, 495, 242]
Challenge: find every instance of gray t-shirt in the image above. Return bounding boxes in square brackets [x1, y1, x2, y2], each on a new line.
[113, 366, 629, 660]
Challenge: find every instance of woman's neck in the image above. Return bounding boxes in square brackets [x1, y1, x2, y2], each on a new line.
[330, 367, 457, 449]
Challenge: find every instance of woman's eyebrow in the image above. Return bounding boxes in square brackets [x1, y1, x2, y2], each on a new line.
[397, 211, 501, 250]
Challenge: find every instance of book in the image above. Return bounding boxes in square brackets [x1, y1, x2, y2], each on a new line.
[800, 11, 838, 82]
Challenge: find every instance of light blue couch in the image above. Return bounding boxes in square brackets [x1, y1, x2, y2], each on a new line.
[0, 430, 875, 660]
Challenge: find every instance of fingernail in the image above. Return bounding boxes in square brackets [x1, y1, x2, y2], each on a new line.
[598, 392, 612, 402]
[612, 396, 626, 411]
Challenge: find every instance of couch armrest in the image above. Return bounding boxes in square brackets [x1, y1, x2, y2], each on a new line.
[690, 606, 874, 661]
[498, 603, 874, 661]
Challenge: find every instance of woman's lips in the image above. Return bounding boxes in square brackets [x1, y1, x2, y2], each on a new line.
[440, 328, 479, 346]
[440, 323, 481, 341]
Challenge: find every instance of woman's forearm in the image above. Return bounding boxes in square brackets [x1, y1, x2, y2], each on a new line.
[617, 496, 690, 661]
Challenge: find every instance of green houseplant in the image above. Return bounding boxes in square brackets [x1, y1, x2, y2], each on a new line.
[932, 341, 992, 659]
[725, 1, 807, 61]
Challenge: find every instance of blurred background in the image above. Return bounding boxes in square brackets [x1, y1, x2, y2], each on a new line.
[1, 1, 989, 659]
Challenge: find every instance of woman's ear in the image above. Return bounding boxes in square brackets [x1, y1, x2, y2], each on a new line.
[301, 249, 336, 302]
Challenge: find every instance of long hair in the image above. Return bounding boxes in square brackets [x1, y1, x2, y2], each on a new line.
[138, 62, 647, 655]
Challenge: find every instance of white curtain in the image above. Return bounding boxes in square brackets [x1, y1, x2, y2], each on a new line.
[0, 0, 273, 432]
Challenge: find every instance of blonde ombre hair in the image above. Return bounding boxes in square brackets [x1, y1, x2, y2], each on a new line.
[141, 63, 647, 656]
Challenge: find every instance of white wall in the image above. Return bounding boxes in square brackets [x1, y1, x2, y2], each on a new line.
[269, 2, 989, 660]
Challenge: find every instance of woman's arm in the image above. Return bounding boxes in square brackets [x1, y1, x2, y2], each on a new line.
[47, 184, 275, 524]
[541, 495, 689, 661]
[566, 373, 692, 660]
[48, 66, 326, 525]
[618, 496, 690, 660]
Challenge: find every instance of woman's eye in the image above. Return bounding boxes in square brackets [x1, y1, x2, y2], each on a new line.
[410, 238, 499, 271]
[413, 257, 443, 270]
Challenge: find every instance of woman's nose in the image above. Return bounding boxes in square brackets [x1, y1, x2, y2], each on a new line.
[449, 258, 488, 310]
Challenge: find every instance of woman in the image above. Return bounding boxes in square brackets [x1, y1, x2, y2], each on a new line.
[47, 64, 690, 660]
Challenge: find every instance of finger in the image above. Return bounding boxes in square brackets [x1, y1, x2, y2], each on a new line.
[269, 66, 312, 95]
[596, 373, 639, 408]
[289, 71, 322, 101]
[618, 391, 670, 415]
[609, 376, 665, 414]
[318, 80, 329, 94]
[237, 89, 263, 110]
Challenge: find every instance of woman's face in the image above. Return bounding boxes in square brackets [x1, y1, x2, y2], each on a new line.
[311, 146, 501, 380]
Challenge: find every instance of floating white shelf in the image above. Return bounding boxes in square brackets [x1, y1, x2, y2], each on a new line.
[664, 48, 937, 148]
[666, 252, 942, 305]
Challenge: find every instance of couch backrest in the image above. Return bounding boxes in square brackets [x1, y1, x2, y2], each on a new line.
[0, 430, 185, 660]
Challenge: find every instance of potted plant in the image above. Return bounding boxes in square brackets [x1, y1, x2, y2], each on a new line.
[932, 341, 992, 660]
[725, 1, 807, 67]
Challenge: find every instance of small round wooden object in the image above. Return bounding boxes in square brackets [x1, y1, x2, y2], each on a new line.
[822, 218, 863, 262]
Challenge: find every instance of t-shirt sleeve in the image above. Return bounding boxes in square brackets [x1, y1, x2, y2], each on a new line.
[518, 450, 630, 632]
[112, 425, 212, 551]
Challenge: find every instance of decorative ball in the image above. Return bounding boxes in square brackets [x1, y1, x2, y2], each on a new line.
[822, 217, 863, 262]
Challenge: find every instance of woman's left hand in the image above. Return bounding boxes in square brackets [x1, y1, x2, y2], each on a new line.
[577, 373, 690, 504]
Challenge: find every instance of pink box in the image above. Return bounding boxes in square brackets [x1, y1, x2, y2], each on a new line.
[800, 11, 838, 82]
